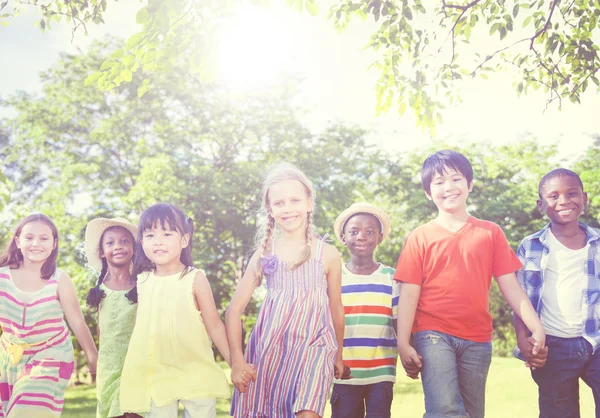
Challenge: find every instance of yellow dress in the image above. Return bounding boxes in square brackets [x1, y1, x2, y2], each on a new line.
[120, 268, 230, 413]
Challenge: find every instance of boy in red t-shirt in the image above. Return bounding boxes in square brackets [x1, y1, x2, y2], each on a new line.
[394, 150, 546, 418]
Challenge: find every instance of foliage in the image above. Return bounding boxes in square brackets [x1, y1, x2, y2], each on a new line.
[4, 1, 598, 132]
[330, 0, 600, 133]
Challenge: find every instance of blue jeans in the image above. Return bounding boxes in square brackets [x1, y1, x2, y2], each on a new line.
[415, 330, 492, 418]
[330, 382, 394, 418]
[531, 335, 600, 418]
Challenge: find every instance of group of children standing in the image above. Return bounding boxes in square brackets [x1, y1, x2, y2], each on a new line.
[0, 151, 597, 418]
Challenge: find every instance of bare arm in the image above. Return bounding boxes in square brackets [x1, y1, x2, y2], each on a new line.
[193, 270, 231, 366]
[497, 272, 546, 350]
[225, 250, 260, 391]
[58, 272, 98, 374]
[324, 244, 345, 378]
[397, 282, 422, 378]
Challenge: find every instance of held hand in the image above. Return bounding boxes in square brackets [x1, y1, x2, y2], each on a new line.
[231, 362, 257, 393]
[399, 344, 422, 379]
[86, 351, 98, 376]
[517, 335, 548, 370]
[530, 328, 546, 356]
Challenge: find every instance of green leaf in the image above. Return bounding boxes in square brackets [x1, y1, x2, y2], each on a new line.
[100, 59, 115, 70]
[512, 4, 520, 18]
[137, 83, 149, 98]
[126, 32, 145, 50]
[398, 102, 407, 116]
[84, 72, 102, 87]
[121, 69, 133, 82]
[295, 0, 303, 13]
[136, 7, 151, 25]
[490, 22, 501, 35]
[111, 49, 124, 59]
[522, 15, 532, 28]
[499, 26, 507, 40]
[305, 0, 318, 16]
[123, 54, 136, 69]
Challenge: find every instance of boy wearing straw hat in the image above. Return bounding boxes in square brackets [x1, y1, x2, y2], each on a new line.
[329, 202, 400, 418]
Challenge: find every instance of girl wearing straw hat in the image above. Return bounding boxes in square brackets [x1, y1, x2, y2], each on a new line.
[84, 217, 140, 418]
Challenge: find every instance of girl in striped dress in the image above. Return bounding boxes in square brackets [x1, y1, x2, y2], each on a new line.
[226, 163, 346, 418]
[0, 213, 98, 417]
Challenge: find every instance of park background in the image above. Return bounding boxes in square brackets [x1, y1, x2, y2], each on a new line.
[1, 0, 599, 416]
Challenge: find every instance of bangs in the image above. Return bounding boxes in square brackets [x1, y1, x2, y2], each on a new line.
[138, 204, 185, 237]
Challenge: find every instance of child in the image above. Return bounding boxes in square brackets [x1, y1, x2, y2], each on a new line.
[225, 162, 345, 418]
[395, 150, 546, 418]
[0, 213, 98, 417]
[119, 203, 230, 418]
[84, 217, 140, 418]
[330, 202, 399, 418]
[514, 168, 599, 418]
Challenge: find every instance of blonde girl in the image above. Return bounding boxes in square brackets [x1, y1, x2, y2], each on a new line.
[226, 162, 345, 418]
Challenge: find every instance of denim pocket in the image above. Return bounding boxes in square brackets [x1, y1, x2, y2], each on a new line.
[330, 391, 339, 405]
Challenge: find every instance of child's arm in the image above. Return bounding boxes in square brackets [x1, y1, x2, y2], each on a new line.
[193, 270, 231, 366]
[57, 272, 98, 375]
[324, 244, 345, 379]
[225, 250, 260, 392]
[497, 272, 546, 350]
[397, 282, 423, 379]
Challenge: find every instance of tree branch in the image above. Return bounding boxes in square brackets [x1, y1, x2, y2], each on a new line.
[530, 0, 559, 50]
[470, 38, 530, 77]
[442, 0, 482, 11]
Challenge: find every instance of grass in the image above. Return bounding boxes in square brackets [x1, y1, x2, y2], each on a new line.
[64, 357, 595, 417]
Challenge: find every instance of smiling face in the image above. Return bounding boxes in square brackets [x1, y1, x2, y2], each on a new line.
[267, 179, 313, 234]
[100, 226, 134, 268]
[538, 175, 587, 226]
[15, 221, 57, 265]
[141, 221, 189, 270]
[342, 213, 382, 257]
[426, 167, 473, 214]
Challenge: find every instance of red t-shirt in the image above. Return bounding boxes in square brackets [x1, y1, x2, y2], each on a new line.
[393, 216, 522, 342]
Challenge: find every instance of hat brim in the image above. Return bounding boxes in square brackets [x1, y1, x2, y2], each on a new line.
[333, 203, 391, 244]
[84, 218, 138, 271]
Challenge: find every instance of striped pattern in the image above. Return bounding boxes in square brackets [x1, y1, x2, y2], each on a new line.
[335, 264, 399, 386]
[231, 240, 338, 418]
[0, 266, 74, 417]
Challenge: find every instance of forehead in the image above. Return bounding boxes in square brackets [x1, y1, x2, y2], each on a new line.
[268, 179, 308, 200]
[432, 167, 462, 179]
[345, 213, 381, 229]
[103, 227, 133, 239]
[21, 221, 53, 235]
[542, 175, 583, 192]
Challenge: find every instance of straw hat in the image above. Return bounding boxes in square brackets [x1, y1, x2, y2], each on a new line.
[334, 202, 391, 243]
[84, 217, 138, 271]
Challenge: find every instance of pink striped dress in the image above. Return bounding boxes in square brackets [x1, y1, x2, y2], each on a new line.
[231, 239, 338, 418]
[0, 266, 74, 417]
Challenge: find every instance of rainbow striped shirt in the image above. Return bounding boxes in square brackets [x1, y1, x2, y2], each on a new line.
[335, 263, 399, 385]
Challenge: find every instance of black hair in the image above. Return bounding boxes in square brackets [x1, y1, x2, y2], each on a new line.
[86, 226, 137, 311]
[421, 150, 473, 195]
[342, 212, 383, 235]
[132, 203, 194, 280]
[538, 168, 584, 198]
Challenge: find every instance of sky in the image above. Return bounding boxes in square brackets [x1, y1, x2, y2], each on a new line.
[1, 1, 599, 163]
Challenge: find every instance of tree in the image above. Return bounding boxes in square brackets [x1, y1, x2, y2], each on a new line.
[330, 0, 600, 133]
[4, 1, 598, 133]
[0, 37, 383, 370]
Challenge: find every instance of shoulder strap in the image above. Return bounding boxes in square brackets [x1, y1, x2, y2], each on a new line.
[317, 234, 328, 261]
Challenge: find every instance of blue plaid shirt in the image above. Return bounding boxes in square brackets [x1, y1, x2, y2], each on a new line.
[514, 222, 600, 360]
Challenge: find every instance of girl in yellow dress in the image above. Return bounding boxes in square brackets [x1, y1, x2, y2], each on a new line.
[120, 203, 230, 418]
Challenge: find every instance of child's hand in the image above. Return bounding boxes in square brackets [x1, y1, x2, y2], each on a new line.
[530, 328, 546, 356]
[334, 357, 351, 380]
[231, 362, 256, 393]
[87, 350, 98, 377]
[517, 335, 548, 370]
[399, 345, 422, 379]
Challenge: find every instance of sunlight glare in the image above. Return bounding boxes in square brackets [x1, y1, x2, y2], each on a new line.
[214, 6, 296, 91]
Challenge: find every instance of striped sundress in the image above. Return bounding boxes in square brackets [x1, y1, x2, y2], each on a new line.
[231, 239, 338, 418]
[0, 266, 75, 417]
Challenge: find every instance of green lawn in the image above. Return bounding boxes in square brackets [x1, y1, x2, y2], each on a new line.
[64, 357, 594, 417]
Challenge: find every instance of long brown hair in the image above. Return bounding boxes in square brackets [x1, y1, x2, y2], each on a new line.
[0, 213, 59, 280]
[254, 162, 316, 283]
